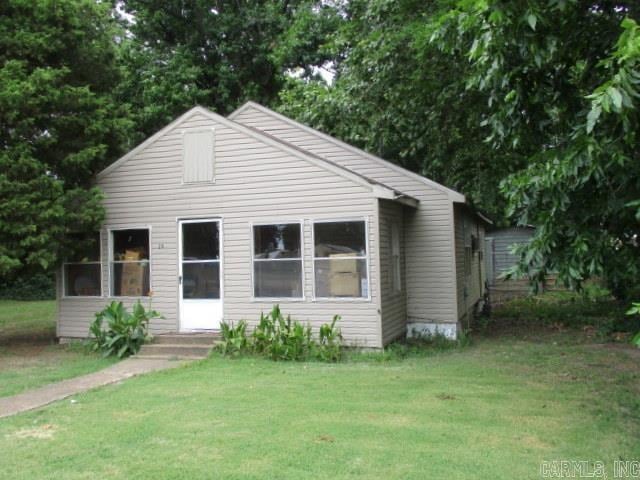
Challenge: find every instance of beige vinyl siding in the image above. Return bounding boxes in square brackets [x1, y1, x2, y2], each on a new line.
[58, 111, 383, 347]
[232, 106, 458, 325]
[453, 205, 486, 324]
[378, 200, 407, 345]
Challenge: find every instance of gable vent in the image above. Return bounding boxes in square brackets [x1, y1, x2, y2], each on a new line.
[183, 128, 215, 183]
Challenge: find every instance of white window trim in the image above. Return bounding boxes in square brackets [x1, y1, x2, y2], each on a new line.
[311, 217, 371, 302]
[250, 220, 305, 302]
[108, 226, 153, 298]
[61, 232, 103, 299]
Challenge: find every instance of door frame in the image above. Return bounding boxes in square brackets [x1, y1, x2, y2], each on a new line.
[177, 217, 224, 331]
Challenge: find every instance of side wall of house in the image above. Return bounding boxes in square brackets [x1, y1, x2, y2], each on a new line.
[453, 205, 486, 325]
[232, 107, 459, 331]
[378, 200, 407, 345]
[57, 111, 383, 347]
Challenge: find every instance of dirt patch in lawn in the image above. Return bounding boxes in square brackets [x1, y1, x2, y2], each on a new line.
[0, 345, 70, 370]
[8, 424, 58, 440]
[0, 328, 56, 347]
[588, 342, 640, 359]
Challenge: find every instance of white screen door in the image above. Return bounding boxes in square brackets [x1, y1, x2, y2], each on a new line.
[179, 219, 222, 331]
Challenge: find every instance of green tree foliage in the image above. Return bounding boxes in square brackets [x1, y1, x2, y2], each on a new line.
[278, 0, 521, 219]
[280, 0, 639, 297]
[432, 1, 640, 297]
[0, 0, 131, 278]
[117, 0, 338, 140]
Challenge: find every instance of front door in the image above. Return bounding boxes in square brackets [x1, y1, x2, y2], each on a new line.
[179, 219, 222, 331]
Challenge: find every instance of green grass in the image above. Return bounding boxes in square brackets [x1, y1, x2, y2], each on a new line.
[0, 300, 57, 340]
[0, 331, 638, 479]
[489, 290, 639, 337]
[0, 300, 116, 398]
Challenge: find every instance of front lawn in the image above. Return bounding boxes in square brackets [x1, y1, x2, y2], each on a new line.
[0, 329, 638, 479]
[0, 300, 116, 398]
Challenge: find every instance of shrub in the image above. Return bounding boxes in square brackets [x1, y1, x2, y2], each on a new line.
[252, 305, 312, 361]
[0, 272, 55, 300]
[218, 305, 343, 362]
[316, 315, 343, 362]
[218, 320, 248, 357]
[89, 300, 162, 358]
[626, 302, 640, 348]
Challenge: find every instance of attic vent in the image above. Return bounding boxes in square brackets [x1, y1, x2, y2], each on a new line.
[183, 128, 214, 183]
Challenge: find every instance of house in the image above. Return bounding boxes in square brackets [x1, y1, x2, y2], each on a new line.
[57, 102, 489, 348]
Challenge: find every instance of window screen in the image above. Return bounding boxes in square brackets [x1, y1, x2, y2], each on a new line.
[110, 229, 150, 297]
[181, 221, 220, 299]
[252, 223, 303, 298]
[63, 232, 101, 297]
[313, 221, 368, 298]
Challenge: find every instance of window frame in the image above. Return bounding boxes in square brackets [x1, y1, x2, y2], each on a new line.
[311, 218, 371, 302]
[391, 221, 402, 293]
[108, 226, 153, 298]
[61, 232, 103, 299]
[250, 220, 305, 302]
[464, 234, 472, 278]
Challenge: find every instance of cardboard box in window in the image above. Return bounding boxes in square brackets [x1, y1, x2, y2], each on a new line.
[329, 272, 360, 297]
[328, 253, 360, 296]
[120, 262, 146, 296]
[123, 249, 143, 261]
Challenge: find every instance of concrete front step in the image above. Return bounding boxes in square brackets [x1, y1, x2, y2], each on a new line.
[137, 343, 214, 359]
[152, 333, 220, 345]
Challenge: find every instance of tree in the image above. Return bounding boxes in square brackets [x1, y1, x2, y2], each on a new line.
[117, 0, 338, 141]
[277, 0, 519, 220]
[0, 0, 131, 277]
[431, 1, 640, 297]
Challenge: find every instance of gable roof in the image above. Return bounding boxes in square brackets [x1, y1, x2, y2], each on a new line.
[97, 106, 418, 207]
[229, 101, 466, 203]
[238, 122, 418, 206]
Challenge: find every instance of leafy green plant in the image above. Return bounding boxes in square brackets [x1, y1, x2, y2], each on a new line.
[218, 320, 248, 357]
[316, 315, 343, 362]
[89, 300, 162, 358]
[252, 305, 313, 361]
[626, 302, 640, 348]
[217, 305, 343, 362]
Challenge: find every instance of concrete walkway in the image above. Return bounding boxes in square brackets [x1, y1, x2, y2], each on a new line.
[0, 358, 185, 419]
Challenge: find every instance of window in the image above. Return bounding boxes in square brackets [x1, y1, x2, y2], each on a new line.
[464, 235, 472, 277]
[313, 220, 368, 298]
[391, 222, 401, 292]
[63, 233, 101, 297]
[110, 229, 150, 297]
[252, 223, 303, 298]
